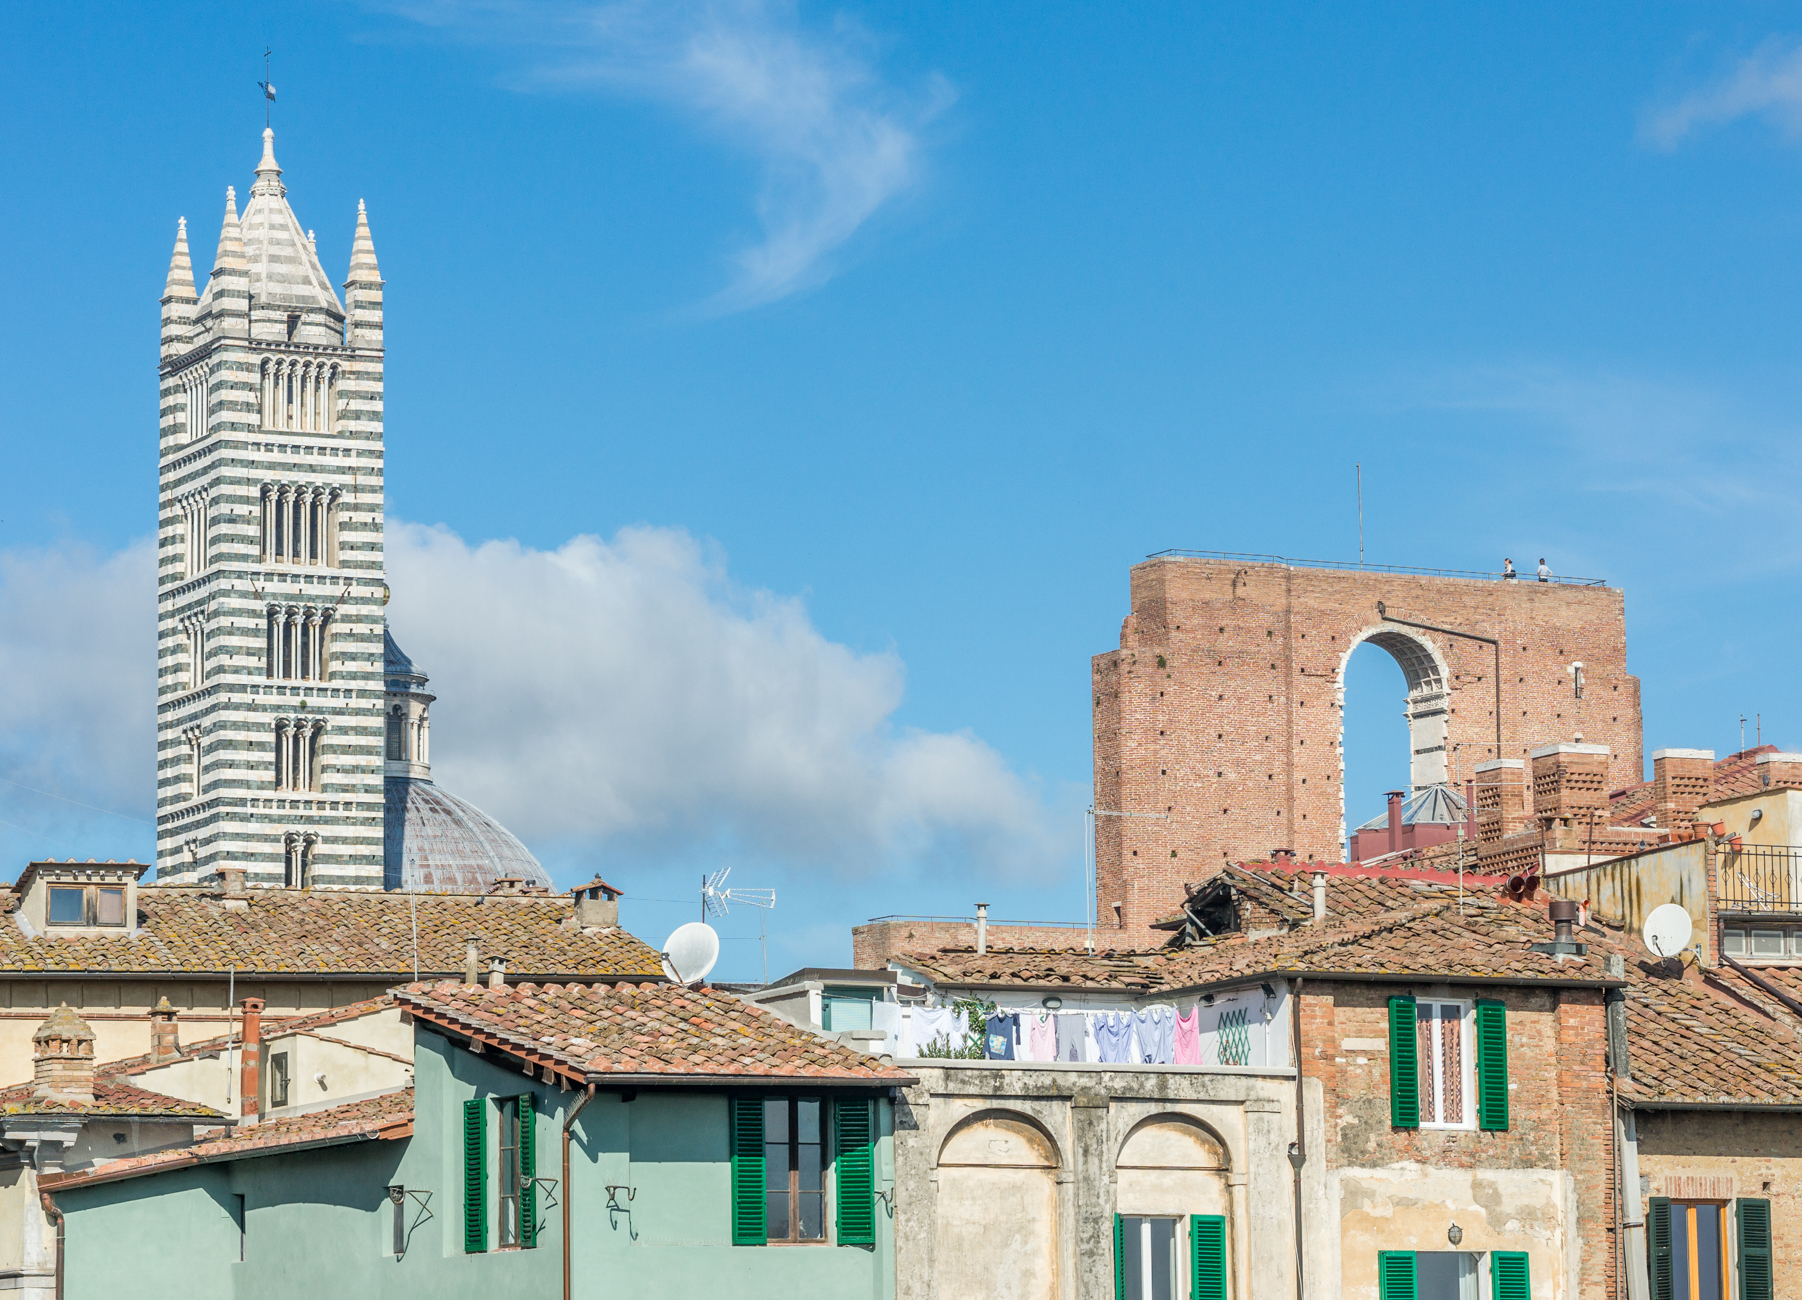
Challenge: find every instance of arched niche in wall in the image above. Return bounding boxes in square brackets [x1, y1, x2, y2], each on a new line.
[935, 1111, 1061, 1300]
[1115, 1114, 1231, 1219]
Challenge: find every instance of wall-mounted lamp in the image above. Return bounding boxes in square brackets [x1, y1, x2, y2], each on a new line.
[1260, 983, 1277, 999]
[1447, 1223, 1463, 1246]
[1042, 996, 1063, 1011]
[1202, 994, 1215, 1007]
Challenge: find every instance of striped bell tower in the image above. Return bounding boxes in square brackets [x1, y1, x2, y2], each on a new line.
[155, 128, 388, 888]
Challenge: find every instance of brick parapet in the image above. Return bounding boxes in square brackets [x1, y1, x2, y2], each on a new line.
[852, 919, 1096, 970]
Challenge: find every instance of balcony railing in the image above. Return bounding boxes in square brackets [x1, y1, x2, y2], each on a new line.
[1718, 845, 1802, 914]
[1145, 549, 1608, 586]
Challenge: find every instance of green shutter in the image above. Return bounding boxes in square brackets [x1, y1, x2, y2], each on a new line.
[518, 1095, 537, 1247]
[1739, 1198, 1773, 1300]
[835, 1098, 876, 1246]
[1491, 1251, 1529, 1300]
[462, 1098, 487, 1254]
[730, 1097, 766, 1246]
[1114, 1214, 1126, 1299]
[1388, 997, 1419, 1129]
[1648, 1198, 1672, 1300]
[1378, 1250, 1417, 1300]
[1190, 1214, 1227, 1300]
[1475, 999, 1509, 1131]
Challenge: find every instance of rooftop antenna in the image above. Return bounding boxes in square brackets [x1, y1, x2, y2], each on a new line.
[702, 868, 777, 983]
[258, 49, 276, 128]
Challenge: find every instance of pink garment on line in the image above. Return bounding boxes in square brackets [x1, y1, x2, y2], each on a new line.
[1174, 1007, 1203, 1065]
[1027, 1012, 1058, 1062]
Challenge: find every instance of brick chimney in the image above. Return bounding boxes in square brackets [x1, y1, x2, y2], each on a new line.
[32, 1004, 95, 1105]
[1474, 759, 1528, 844]
[240, 997, 265, 1123]
[1651, 749, 1715, 836]
[1530, 743, 1610, 824]
[1385, 791, 1405, 855]
[570, 877, 621, 929]
[487, 957, 508, 989]
[220, 866, 247, 896]
[1756, 751, 1802, 791]
[149, 996, 180, 1064]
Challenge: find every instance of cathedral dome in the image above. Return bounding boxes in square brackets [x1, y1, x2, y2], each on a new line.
[384, 776, 552, 893]
[381, 626, 551, 893]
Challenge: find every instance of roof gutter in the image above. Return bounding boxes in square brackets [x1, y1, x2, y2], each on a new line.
[580, 1072, 917, 1090]
[933, 969, 1626, 1003]
[40, 1123, 408, 1191]
[0, 970, 667, 984]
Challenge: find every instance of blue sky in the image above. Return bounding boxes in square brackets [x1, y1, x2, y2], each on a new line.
[4, 2, 1802, 979]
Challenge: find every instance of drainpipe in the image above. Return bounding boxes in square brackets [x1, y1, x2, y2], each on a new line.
[562, 1084, 595, 1300]
[1606, 955, 1648, 1300]
[1311, 871, 1327, 923]
[975, 903, 988, 956]
[39, 1190, 62, 1300]
[1288, 978, 1306, 1300]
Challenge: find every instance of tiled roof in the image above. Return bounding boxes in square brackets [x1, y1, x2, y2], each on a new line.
[0, 888, 662, 978]
[1146, 864, 1501, 935]
[1619, 951, 1802, 1108]
[41, 1088, 413, 1189]
[0, 1076, 227, 1120]
[1607, 745, 1796, 826]
[396, 980, 915, 1084]
[902, 896, 1622, 993]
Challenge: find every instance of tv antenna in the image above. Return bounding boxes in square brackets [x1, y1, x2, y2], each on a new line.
[701, 868, 777, 983]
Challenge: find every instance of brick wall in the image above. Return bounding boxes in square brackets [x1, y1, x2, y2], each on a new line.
[852, 919, 1099, 969]
[1093, 559, 1642, 938]
[1300, 980, 1614, 1300]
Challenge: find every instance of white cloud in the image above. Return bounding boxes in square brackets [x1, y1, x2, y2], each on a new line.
[1642, 39, 1802, 149]
[392, 0, 951, 310]
[380, 521, 1048, 872]
[0, 524, 1049, 878]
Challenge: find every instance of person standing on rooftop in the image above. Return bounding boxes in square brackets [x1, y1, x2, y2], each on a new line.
[1537, 558, 1552, 582]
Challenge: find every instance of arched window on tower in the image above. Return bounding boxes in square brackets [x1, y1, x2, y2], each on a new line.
[180, 367, 207, 443]
[185, 727, 203, 801]
[386, 706, 406, 762]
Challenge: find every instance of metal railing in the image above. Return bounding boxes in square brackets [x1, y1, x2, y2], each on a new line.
[1144, 549, 1608, 587]
[1719, 845, 1802, 914]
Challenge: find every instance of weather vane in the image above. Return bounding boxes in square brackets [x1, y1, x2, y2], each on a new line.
[257, 48, 276, 128]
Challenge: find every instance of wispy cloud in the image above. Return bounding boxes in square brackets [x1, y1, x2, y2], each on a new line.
[1642, 38, 1802, 150]
[392, 0, 951, 311]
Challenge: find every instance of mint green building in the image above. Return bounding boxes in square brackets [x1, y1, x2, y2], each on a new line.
[46, 981, 908, 1300]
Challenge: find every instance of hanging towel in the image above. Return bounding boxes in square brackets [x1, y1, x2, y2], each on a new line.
[910, 1006, 961, 1056]
[871, 1001, 902, 1056]
[1173, 1006, 1203, 1065]
[1026, 1012, 1058, 1062]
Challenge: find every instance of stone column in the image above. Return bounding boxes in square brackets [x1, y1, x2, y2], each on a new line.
[1072, 1088, 1113, 1300]
[1244, 1096, 1296, 1299]
[893, 1083, 934, 1300]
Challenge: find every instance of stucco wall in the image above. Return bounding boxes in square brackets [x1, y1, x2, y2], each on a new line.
[1544, 841, 1709, 961]
[55, 1027, 897, 1300]
[892, 1061, 1317, 1300]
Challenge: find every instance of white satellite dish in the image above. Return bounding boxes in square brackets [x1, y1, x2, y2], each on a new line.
[662, 921, 720, 986]
[1643, 903, 1694, 959]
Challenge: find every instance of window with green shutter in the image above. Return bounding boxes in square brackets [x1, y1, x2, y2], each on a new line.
[1190, 1214, 1226, 1300]
[1389, 997, 1420, 1129]
[1378, 1250, 1417, 1300]
[1490, 1250, 1529, 1300]
[462, 1098, 487, 1254]
[1114, 1214, 1126, 1299]
[729, 1096, 766, 1246]
[1474, 1000, 1508, 1131]
[834, 1099, 875, 1246]
[518, 1094, 537, 1248]
[1648, 1198, 1672, 1300]
[1738, 1198, 1773, 1300]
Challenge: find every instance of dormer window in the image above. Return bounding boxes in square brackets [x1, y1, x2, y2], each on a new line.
[47, 885, 126, 928]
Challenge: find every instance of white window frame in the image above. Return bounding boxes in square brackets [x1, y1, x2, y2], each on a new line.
[1416, 998, 1477, 1131]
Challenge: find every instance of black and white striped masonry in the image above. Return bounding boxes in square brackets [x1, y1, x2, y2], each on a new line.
[156, 128, 387, 889]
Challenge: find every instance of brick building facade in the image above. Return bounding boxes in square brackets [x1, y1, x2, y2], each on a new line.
[1092, 554, 1642, 939]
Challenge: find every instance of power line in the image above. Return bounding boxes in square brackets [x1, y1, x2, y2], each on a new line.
[0, 776, 154, 826]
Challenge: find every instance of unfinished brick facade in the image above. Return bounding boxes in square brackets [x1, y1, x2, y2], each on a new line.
[1093, 557, 1642, 937]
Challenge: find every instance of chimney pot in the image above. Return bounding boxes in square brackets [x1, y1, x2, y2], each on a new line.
[487, 957, 508, 989]
[31, 1004, 96, 1106]
[1548, 897, 1579, 944]
[464, 937, 481, 986]
[239, 997, 265, 1123]
[149, 995, 181, 1064]
[975, 903, 989, 956]
[1386, 790, 1406, 856]
[1311, 870, 1327, 922]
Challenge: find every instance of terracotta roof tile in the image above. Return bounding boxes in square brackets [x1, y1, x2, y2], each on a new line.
[396, 980, 915, 1083]
[0, 1076, 227, 1120]
[1619, 954, 1802, 1107]
[41, 1088, 413, 1189]
[96, 996, 397, 1080]
[0, 888, 662, 978]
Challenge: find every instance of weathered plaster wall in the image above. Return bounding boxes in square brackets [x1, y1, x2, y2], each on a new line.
[1544, 841, 1709, 962]
[893, 1062, 1314, 1300]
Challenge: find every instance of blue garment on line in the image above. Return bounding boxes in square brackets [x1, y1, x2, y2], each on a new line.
[1094, 1011, 1134, 1063]
[984, 1012, 1019, 1060]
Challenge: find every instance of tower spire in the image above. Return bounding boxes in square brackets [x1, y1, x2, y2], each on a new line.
[344, 199, 384, 349]
[203, 187, 249, 337]
[160, 218, 196, 361]
[252, 127, 285, 198]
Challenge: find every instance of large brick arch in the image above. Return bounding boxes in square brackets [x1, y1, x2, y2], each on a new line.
[1091, 555, 1641, 938]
